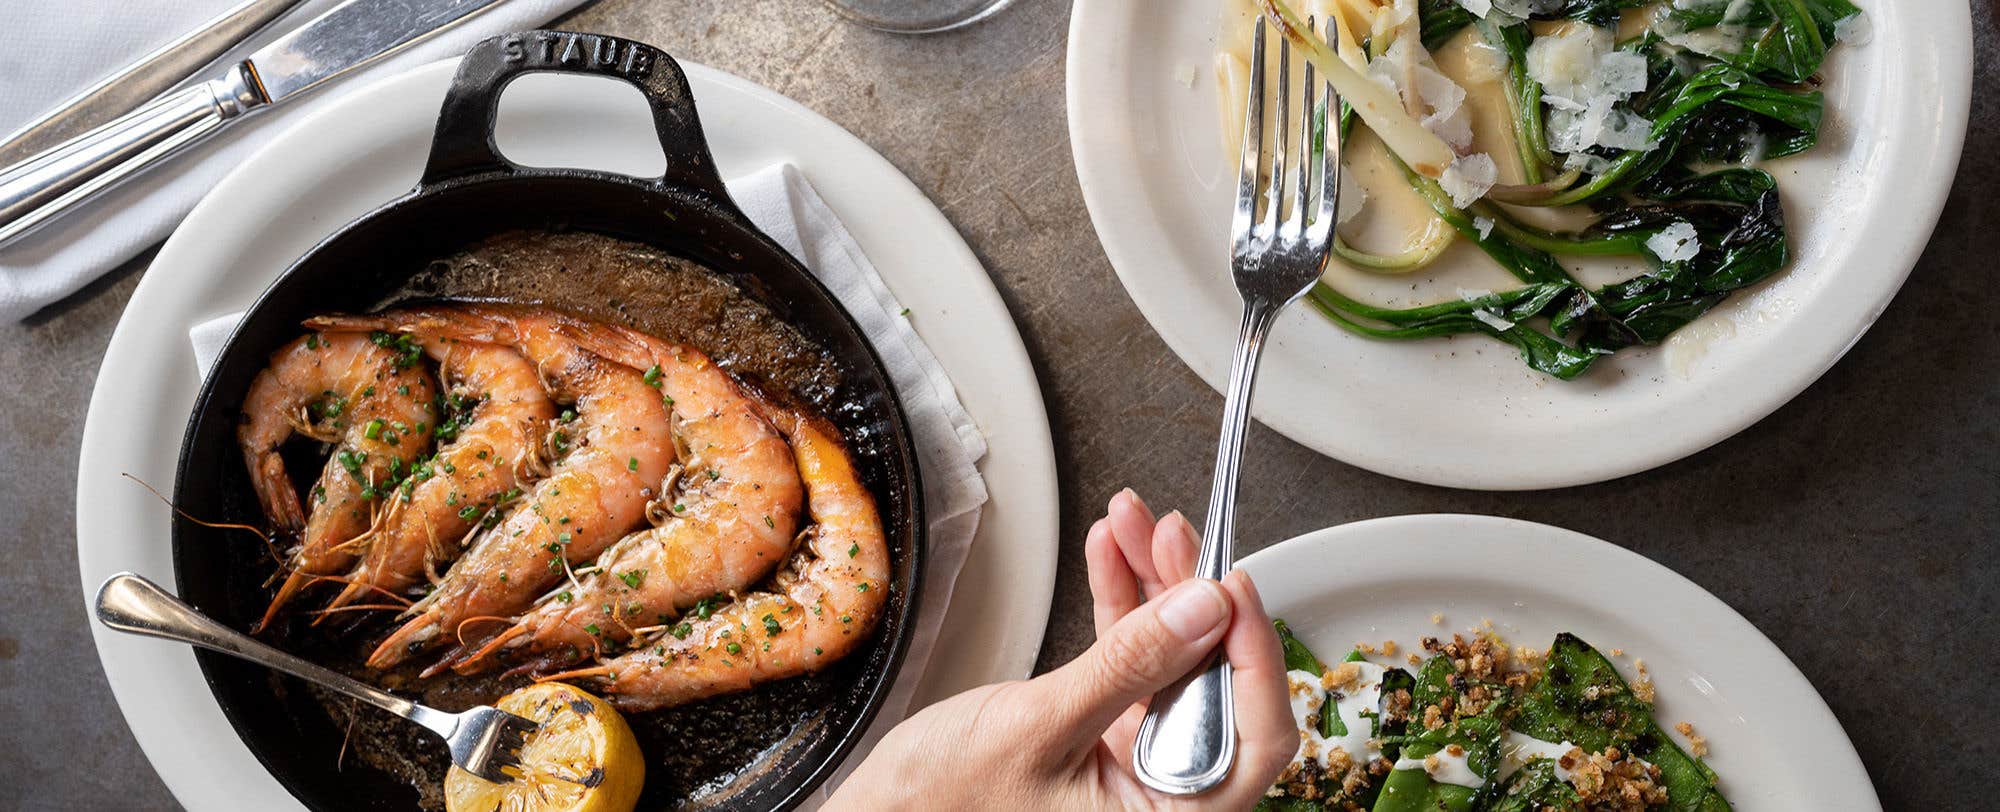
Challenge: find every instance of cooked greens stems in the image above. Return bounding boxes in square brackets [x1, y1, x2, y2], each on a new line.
[1260, 0, 1854, 379]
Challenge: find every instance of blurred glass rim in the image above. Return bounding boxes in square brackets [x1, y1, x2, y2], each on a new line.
[820, 0, 1016, 34]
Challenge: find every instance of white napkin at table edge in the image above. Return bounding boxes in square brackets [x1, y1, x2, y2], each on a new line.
[0, 0, 587, 322]
[189, 162, 990, 796]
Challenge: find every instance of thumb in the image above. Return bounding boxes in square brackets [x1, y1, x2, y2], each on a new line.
[1033, 578, 1233, 752]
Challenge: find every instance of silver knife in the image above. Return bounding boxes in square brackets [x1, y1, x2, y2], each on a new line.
[0, 0, 513, 248]
[0, 0, 308, 169]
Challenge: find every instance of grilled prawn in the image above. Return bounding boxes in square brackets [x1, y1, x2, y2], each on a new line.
[452, 323, 803, 674]
[318, 339, 557, 616]
[309, 305, 675, 672]
[237, 331, 439, 630]
[545, 415, 888, 711]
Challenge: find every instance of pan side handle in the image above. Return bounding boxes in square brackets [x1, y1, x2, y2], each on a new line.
[420, 30, 729, 200]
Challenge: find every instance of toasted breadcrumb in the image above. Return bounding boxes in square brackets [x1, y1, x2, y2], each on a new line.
[1323, 661, 1362, 691]
[1632, 659, 1657, 703]
[1430, 612, 1444, 625]
[1567, 746, 1669, 810]
[1676, 721, 1710, 757]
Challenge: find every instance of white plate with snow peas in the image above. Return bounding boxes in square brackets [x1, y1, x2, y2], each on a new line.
[1238, 515, 1878, 809]
[1066, 0, 1972, 489]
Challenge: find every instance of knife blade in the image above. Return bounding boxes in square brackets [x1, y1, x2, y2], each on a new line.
[248, 0, 512, 104]
[0, 0, 514, 248]
[0, 0, 307, 169]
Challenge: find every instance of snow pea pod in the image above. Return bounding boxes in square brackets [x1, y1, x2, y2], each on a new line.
[1514, 634, 1731, 812]
[1276, 619, 1326, 674]
[1370, 716, 1501, 812]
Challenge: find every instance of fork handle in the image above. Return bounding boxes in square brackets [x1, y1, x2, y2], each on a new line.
[94, 573, 458, 738]
[1131, 299, 1280, 795]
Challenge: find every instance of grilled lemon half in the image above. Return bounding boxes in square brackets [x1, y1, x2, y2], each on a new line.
[444, 682, 644, 812]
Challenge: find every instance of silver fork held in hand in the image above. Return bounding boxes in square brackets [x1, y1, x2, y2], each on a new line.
[1131, 13, 1338, 795]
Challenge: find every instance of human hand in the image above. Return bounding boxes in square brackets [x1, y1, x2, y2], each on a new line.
[828, 489, 1294, 810]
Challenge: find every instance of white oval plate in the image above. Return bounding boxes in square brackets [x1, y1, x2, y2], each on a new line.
[75, 60, 1057, 810]
[1240, 515, 1877, 809]
[1067, 0, 1971, 489]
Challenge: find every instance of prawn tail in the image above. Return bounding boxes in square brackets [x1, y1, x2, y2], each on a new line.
[367, 613, 440, 670]
[316, 574, 379, 625]
[249, 452, 308, 535]
[255, 566, 316, 633]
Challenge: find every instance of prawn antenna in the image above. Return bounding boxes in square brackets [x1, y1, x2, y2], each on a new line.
[122, 472, 283, 566]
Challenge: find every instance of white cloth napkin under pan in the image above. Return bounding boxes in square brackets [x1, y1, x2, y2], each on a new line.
[0, 0, 588, 321]
[190, 163, 991, 797]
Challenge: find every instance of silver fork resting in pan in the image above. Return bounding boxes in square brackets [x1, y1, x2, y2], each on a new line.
[1129, 14, 1340, 796]
[94, 573, 537, 783]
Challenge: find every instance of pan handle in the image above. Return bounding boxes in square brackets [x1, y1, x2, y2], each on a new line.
[420, 30, 729, 199]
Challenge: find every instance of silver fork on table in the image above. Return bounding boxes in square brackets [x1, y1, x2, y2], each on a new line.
[94, 573, 536, 783]
[1131, 14, 1339, 795]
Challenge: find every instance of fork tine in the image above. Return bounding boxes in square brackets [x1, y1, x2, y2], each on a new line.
[1293, 16, 1317, 234]
[1313, 16, 1343, 240]
[1265, 26, 1289, 232]
[1233, 19, 1265, 243]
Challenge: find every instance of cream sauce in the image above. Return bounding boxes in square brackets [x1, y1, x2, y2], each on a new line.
[1497, 730, 1579, 781]
[1393, 745, 1484, 788]
[1283, 661, 1391, 771]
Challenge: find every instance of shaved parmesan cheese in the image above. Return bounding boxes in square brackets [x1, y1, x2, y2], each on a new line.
[1596, 51, 1649, 96]
[1413, 64, 1475, 149]
[1473, 216, 1495, 239]
[1439, 153, 1498, 208]
[1472, 308, 1517, 330]
[1526, 25, 1613, 99]
[1657, 0, 1759, 58]
[1528, 24, 1657, 172]
[1366, 42, 1408, 97]
[1337, 170, 1368, 224]
[1646, 221, 1701, 262]
[1834, 11, 1871, 45]
[1459, 287, 1515, 330]
[1453, 0, 1493, 18]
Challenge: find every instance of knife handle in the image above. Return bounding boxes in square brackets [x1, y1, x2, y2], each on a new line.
[0, 64, 265, 248]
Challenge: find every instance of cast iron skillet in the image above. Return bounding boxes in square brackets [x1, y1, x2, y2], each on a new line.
[169, 31, 923, 811]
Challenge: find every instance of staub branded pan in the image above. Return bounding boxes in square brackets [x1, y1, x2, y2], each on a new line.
[169, 31, 923, 811]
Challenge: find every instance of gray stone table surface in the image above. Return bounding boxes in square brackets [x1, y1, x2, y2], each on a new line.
[1, 1, 1992, 809]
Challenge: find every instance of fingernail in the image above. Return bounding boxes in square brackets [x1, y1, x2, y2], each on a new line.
[1157, 580, 1228, 641]
[1164, 511, 1199, 545]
